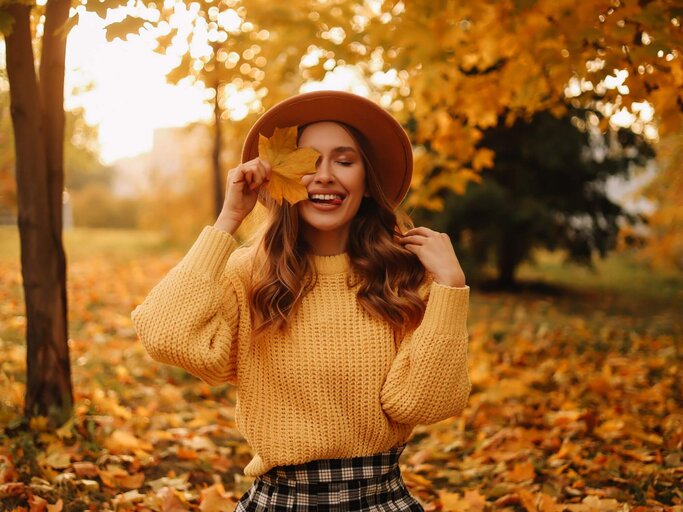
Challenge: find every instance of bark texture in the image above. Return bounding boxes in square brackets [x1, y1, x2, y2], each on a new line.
[3, 0, 73, 427]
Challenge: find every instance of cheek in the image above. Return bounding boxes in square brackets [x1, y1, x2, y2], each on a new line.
[355, 170, 367, 195]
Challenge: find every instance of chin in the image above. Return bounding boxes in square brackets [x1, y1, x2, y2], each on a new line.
[298, 200, 361, 224]
[301, 218, 348, 232]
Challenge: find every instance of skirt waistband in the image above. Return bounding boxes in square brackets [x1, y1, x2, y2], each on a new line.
[259, 443, 408, 486]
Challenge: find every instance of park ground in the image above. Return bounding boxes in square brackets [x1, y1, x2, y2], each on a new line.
[0, 226, 681, 511]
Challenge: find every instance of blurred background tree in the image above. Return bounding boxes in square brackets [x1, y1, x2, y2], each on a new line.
[0, 68, 14, 222]
[0, 81, 136, 228]
[413, 106, 655, 287]
[106, 0, 368, 219]
[104, 0, 681, 271]
[623, 132, 683, 271]
[331, 0, 681, 275]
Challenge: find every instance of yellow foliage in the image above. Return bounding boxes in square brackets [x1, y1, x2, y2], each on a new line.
[29, 415, 50, 432]
[472, 148, 495, 171]
[626, 134, 683, 270]
[257, 125, 319, 205]
[362, 0, 682, 213]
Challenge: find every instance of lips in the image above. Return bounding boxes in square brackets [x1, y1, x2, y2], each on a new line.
[307, 196, 344, 210]
[308, 191, 346, 206]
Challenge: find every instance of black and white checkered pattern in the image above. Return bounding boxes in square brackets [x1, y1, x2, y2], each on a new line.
[234, 443, 425, 511]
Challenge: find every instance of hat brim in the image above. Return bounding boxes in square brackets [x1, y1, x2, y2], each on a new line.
[241, 90, 413, 209]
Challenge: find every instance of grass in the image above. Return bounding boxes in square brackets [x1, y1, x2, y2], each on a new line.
[2, 224, 679, 343]
[1, 224, 681, 303]
[0, 226, 180, 263]
[522, 246, 683, 301]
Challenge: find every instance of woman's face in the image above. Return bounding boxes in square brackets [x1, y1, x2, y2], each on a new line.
[296, 121, 369, 240]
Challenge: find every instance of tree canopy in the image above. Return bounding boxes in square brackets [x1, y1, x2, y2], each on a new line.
[97, 0, 681, 266]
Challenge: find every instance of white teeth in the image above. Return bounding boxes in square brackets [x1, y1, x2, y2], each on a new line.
[310, 194, 343, 200]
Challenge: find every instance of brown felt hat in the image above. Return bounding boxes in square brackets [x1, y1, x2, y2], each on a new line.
[241, 90, 413, 210]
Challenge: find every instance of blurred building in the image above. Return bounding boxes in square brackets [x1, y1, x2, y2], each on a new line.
[111, 123, 214, 198]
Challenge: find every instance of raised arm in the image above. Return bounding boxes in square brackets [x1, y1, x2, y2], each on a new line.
[130, 225, 250, 387]
[380, 276, 471, 426]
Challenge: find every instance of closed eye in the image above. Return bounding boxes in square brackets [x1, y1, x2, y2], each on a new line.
[337, 161, 353, 166]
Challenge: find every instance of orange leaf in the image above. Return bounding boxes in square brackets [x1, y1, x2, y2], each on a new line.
[508, 460, 536, 482]
[72, 461, 99, 478]
[538, 493, 562, 512]
[439, 490, 468, 511]
[401, 469, 433, 488]
[199, 483, 238, 512]
[176, 447, 198, 460]
[157, 487, 192, 512]
[439, 489, 486, 512]
[258, 125, 319, 205]
[98, 465, 145, 489]
[28, 494, 47, 512]
[104, 429, 153, 454]
[463, 489, 487, 512]
[517, 489, 537, 512]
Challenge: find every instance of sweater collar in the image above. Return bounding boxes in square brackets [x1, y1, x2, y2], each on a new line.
[311, 252, 351, 275]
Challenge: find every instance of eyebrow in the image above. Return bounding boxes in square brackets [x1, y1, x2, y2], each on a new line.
[331, 146, 357, 154]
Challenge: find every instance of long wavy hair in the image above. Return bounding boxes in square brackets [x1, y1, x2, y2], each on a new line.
[244, 121, 427, 342]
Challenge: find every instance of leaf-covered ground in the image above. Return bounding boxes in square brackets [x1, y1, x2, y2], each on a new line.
[0, 228, 681, 511]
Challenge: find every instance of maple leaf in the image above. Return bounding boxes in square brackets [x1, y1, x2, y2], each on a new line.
[258, 125, 319, 205]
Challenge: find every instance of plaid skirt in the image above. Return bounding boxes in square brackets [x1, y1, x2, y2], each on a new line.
[234, 443, 425, 511]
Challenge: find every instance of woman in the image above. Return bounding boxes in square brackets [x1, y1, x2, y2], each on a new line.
[131, 90, 471, 511]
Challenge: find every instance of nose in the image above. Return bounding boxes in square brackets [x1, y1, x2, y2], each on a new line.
[313, 157, 335, 183]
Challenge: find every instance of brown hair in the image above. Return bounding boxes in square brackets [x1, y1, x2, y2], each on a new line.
[244, 121, 427, 341]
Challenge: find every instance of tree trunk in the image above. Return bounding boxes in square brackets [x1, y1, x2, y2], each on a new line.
[497, 229, 520, 288]
[4, 0, 73, 428]
[212, 81, 223, 219]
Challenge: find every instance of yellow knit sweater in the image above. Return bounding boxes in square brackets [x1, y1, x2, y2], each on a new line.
[131, 225, 471, 477]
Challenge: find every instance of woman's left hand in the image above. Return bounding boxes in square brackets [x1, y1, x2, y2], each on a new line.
[398, 226, 467, 287]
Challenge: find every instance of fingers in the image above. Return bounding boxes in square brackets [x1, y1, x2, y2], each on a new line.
[402, 226, 436, 236]
[401, 227, 451, 241]
[231, 158, 272, 190]
[398, 227, 451, 251]
[398, 234, 426, 245]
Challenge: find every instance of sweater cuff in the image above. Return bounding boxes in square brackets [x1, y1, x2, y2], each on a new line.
[177, 225, 240, 280]
[422, 283, 470, 335]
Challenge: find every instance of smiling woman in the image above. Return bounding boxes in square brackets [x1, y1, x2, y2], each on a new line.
[296, 121, 371, 255]
[130, 90, 471, 511]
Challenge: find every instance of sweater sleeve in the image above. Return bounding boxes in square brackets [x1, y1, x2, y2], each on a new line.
[379, 275, 471, 425]
[130, 225, 247, 387]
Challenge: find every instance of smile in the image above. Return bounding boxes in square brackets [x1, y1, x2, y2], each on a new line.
[307, 192, 345, 210]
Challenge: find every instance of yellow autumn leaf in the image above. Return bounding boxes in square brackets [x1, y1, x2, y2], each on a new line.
[258, 125, 319, 205]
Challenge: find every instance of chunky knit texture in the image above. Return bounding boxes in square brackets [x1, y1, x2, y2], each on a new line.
[131, 225, 471, 477]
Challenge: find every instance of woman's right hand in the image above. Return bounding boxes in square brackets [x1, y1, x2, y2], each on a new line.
[216, 157, 272, 230]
